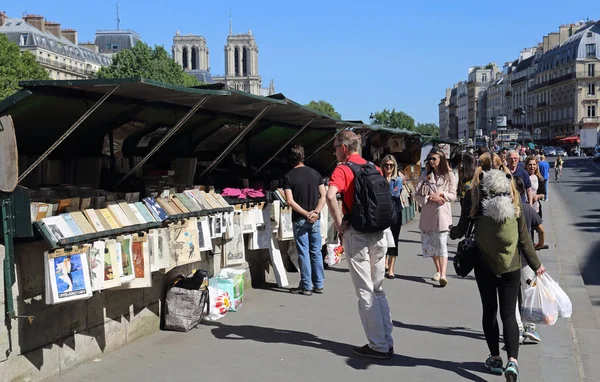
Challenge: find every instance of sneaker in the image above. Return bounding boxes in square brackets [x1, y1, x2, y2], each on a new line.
[352, 344, 391, 360]
[484, 356, 504, 374]
[432, 272, 441, 281]
[439, 278, 448, 287]
[388, 347, 394, 356]
[289, 287, 312, 296]
[523, 326, 541, 343]
[313, 288, 324, 294]
[504, 361, 519, 382]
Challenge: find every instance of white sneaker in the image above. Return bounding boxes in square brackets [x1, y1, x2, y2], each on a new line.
[432, 272, 441, 281]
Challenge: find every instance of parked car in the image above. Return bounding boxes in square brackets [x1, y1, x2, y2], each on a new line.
[544, 147, 557, 156]
[555, 147, 566, 157]
[594, 145, 600, 161]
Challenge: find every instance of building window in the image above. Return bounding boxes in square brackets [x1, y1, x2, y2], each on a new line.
[589, 83, 596, 95]
[589, 64, 596, 77]
[587, 31, 593, 38]
[482, 75, 487, 82]
[588, 105, 597, 117]
[586, 44, 597, 58]
[112, 44, 118, 50]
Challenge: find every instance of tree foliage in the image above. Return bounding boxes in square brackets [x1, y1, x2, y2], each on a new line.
[370, 108, 415, 131]
[0, 34, 50, 100]
[97, 42, 200, 87]
[305, 100, 342, 119]
[414, 122, 440, 137]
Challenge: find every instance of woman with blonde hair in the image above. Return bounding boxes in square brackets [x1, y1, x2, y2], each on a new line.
[415, 148, 457, 287]
[525, 156, 545, 216]
[451, 152, 546, 382]
[380, 154, 405, 279]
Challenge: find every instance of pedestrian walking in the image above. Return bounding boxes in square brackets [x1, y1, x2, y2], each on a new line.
[555, 155, 564, 182]
[326, 130, 395, 360]
[380, 154, 404, 279]
[525, 156, 546, 217]
[415, 148, 457, 287]
[538, 155, 550, 201]
[452, 154, 545, 382]
[283, 144, 327, 296]
[457, 153, 476, 206]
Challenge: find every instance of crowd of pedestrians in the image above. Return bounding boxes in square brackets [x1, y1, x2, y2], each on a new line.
[282, 131, 561, 381]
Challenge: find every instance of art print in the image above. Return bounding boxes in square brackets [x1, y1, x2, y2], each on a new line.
[197, 217, 212, 251]
[279, 208, 294, 241]
[115, 234, 152, 289]
[225, 211, 245, 265]
[241, 210, 256, 234]
[118, 236, 135, 283]
[46, 246, 92, 304]
[89, 241, 105, 291]
[102, 239, 121, 289]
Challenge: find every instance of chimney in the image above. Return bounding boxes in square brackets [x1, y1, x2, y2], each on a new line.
[79, 42, 98, 53]
[559, 25, 570, 44]
[62, 29, 78, 44]
[45, 22, 61, 39]
[548, 32, 560, 50]
[543, 35, 549, 52]
[24, 14, 45, 32]
[0, 12, 6, 27]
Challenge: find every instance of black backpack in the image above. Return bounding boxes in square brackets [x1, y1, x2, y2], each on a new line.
[342, 162, 396, 233]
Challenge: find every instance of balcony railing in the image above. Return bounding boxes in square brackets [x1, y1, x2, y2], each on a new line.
[36, 55, 94, 76]
[550, 118, 572, 127]
[582, 116, 600, 124]
[577, 71, 597, 78]
[505, 91, 512, 97]
[537, 101, 547, 108]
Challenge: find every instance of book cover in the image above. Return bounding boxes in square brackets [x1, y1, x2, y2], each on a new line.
[176, 193, 200, 212]
[99, 209, 120, 229]
[61, 213, 84, 237]
[83, 209, 106, 232]
[70, 211, 96, 234]
[134, 202, 156, 223]
[190, 189, 213, 210]
[172, 194, 191, 213]
[156, 197, 177, 215]
[42, 215, 75, 242]
[108, 204, 132, 227]
[183, 190, 206, 211]
[128, 203, 148, 224]
[142, 197, 168, 221]
[118, 202, 141, 225]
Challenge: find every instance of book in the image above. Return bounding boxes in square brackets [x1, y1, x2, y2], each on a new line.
[176, 193, 201, 212]
[128, 203, 148, 224]
[83, 209, 106, 232]
[61, 213, 84, 237]
[107, 204, 132, 227]
[134, 202, 156, 223]
[118, 202, 141, 225]
[171, 196, 189, 214]
[42, 215, 75, 242]
[183, 190, 206, 211]
[142, 197, 168, 221]
[99, 208, 120, 229]
[70, 211, 96, 234]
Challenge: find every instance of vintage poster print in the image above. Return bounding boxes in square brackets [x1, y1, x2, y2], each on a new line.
[46, 246, 92, 304]
[118, 236, 135, 283]
[279, 207, 294, 241]
[102, 239, 121, 289]
[115, 234, 152, 289]
[197, 217, 212, 251]
[225, 211, 245, 266]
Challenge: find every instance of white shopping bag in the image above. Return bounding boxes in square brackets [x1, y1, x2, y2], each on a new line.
[521, 274, 560, 325]
[544, 273, 572, 318]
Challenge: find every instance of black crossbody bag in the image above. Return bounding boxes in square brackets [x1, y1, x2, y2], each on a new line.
[453, 219, 478, 277]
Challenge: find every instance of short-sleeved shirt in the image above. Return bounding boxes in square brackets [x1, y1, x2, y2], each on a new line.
[329, 154, 381, 214]
[283, 165, 324, 221]
[538, 161, 550, 180]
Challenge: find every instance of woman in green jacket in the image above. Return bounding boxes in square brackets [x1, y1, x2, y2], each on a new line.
[450, 153, 545, 382]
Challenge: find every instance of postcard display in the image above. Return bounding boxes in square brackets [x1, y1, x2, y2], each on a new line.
[33, 188, 236, 305]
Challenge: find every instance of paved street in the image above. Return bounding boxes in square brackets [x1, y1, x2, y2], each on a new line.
[52, 183, 599, 382]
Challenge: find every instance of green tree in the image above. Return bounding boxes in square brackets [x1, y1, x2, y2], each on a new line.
[370, 108, 415, 131]
[97, 42, 200, 87]
[0, 34, 50, 100]
[414, 122, 440, 137]
[305, 100, 342, 119]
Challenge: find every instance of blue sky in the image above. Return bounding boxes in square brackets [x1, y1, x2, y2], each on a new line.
[4, 0, 591, 124]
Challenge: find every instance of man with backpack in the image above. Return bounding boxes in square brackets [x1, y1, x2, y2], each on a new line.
[326, 130, 396, 360]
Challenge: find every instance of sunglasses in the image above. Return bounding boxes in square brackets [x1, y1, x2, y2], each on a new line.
[427, 157, 439, 162]
[383, 163, 395, 168]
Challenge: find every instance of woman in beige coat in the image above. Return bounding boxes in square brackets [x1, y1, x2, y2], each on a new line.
[415, 148, 457, 287]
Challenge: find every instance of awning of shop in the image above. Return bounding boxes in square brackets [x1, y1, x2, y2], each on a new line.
[0, 78, 364, 182]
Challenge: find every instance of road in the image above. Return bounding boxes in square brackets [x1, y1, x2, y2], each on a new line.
[52, 189, 600, 382]
[550, 156, 600, 318]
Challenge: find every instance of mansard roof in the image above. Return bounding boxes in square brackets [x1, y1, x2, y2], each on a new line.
[0, 16, 112, 66]
[537, 21, 600, 73]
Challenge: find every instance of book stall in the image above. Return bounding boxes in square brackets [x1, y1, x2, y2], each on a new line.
[0, 78, 368, 368]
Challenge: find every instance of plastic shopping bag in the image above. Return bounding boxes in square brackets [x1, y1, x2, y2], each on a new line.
[544, 273, 572, 318]
[325, 244, 343, 267]
[521, 274, 559, 325]
[383, 228, 395, 248]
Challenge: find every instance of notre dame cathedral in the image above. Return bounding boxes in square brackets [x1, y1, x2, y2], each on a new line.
[172, 23, 274, 96]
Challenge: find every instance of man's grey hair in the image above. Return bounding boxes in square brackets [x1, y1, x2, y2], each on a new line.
[334, 130, 361, 153]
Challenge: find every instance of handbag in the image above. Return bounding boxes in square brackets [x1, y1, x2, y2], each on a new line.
[453, 219, 477, 277]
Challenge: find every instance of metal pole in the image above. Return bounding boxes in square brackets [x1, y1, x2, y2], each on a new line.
[198, 105, 272, 179]
[18, 85, 119, 183]
[115, 95, 210, 187]
[253, 118, 314, 175]
[2, 195, 15, 318]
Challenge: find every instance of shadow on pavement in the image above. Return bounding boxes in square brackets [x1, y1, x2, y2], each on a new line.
[582, 242, 600, 289]
[204, 321, 488, 380]
[398, 239, 422, 244]
[254, 283, 293, 294]
[325, 266, 350, 273]
[393, 320, 486, 341]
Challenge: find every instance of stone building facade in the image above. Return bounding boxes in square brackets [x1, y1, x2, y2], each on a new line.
[0, 13, 112, 80]
[172, 32, 212, 83]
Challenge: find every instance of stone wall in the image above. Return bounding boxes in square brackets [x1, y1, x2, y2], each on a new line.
[0, 238, 254, 382]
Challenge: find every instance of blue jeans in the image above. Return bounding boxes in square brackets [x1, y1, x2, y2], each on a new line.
[293, 218, 324, 290]
[544, 179, 548, 199]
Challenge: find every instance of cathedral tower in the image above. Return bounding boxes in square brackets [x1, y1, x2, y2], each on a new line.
[172, 31, 211, 83]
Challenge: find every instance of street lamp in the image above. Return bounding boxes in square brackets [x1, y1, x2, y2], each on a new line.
[519, 105, 533, 148]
